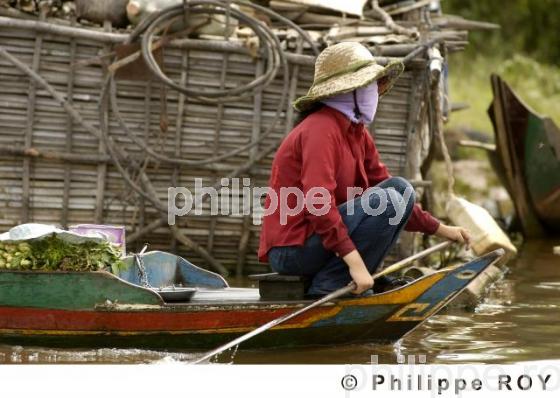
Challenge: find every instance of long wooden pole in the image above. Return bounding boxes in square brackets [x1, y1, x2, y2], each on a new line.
[191, 241, 453, 364]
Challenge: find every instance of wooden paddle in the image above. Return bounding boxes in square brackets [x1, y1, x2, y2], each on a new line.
[190, 240, 453, 364]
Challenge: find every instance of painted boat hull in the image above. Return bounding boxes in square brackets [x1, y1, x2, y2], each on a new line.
[0, 250, 503, 349]
[489, 74, 560, 236]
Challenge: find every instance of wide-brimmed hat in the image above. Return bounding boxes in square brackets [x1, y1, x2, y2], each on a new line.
[293, 42, 404, 112]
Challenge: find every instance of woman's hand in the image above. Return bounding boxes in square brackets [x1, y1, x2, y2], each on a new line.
[342, 250, 374, 294]
[435, 224, 471, 247]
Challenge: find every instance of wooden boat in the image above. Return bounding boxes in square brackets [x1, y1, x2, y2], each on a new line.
[488, 74, 560, 236]
[0, 249, 504, 350]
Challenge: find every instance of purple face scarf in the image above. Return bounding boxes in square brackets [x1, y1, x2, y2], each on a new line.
[321, 82, 379, 124]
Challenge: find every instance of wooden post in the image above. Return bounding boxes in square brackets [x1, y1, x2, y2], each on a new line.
[21, 10, 46, 223]
[284, 38, 303, 133]
[61, 18, 77, 229]
[236, 59, 264, 278]
[206, 51, 230, 257]
[170, 51, 189, 252]
[136, 82, 152, 242]
[95, 20, 111, 224]
[397, 70, 426, 260]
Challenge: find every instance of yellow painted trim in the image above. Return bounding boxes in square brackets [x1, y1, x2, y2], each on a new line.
[386, 303, 431, 322]
[340, 273, 444, 306]
[387, 292, 455, 322]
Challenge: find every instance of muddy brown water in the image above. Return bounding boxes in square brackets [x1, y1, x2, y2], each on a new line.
[1, 240, 559, 364]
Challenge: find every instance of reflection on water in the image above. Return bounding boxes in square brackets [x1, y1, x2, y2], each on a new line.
[1, 240, 559, 364]
[0, 346, 199, 364]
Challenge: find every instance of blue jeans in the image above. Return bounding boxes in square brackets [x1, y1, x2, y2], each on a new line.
[267, 177, 415, 295]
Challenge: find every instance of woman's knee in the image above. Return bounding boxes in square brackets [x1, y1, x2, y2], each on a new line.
[382, 177, 415, 210]
[360, 188, 405, 221]
[384, 176, 414, 195]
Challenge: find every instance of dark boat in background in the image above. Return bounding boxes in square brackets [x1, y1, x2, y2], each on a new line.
[488, 74, 560, 237]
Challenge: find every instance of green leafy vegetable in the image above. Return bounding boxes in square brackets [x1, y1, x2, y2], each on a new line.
[0, 235, 127, 273]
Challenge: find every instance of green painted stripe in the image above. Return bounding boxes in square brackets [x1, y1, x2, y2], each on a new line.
[0, 271, 162, 310]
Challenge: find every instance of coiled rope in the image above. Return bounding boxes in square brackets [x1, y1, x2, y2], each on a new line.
[103, 0, 318, 168]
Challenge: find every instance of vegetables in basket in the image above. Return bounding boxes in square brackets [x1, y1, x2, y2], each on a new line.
[0, 236, 126, 273]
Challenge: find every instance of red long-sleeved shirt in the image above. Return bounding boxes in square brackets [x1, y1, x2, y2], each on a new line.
[258, 106, 440, 262]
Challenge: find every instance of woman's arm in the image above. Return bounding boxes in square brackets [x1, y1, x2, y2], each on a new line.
[300, 122, 372, 294]
[343, 225, 471, 294]
[435, 224, 471, 246]
[343, 250, 375, 294]
[343, 225, 471, 295]
[300, 124, 356, 257]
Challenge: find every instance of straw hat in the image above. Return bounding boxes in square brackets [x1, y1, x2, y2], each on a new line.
[293, 42, 404, 112]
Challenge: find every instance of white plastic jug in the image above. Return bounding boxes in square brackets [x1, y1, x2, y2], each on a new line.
[446, 195, 517, 264]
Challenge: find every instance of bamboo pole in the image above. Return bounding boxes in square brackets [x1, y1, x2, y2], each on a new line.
[369, 0, 419, 38]
[236, 58, 264, 278]
[433, 16, 500, 31]
[135, 80, 153, 248]
[0, 17, 428, 69]
[61, 21, 77, 228]
[384, 0, 433, 16]
[0, 16, 126, 43]
[0, 145, 111, 163]
[95, 20, 111, 224]
[170, 51, 189, 252]
[284, 37, 303, 134]
[21, 9, 46, 223]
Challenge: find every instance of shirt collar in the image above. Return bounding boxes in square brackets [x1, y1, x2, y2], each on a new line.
[320, 106, 364, 134]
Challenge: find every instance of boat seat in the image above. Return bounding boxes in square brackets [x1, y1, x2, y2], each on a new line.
[248, 272, 310, 300]
[117, 251, 228, 290]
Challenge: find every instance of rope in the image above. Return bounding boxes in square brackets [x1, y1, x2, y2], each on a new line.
[105, 0, 318, 168]
[431, 70, 455, 199]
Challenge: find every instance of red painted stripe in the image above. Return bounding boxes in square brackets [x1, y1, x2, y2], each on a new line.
[0, 306, 325, 332]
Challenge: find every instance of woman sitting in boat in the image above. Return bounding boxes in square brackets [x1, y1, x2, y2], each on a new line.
[258, 42, 470, 297]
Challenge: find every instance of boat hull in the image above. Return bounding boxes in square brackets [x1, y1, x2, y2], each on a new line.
[0, 251, 502, 349]
[489, 75, 560, 236]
